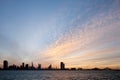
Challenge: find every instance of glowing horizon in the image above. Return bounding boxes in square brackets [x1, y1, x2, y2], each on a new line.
[0, 0, 120, 69]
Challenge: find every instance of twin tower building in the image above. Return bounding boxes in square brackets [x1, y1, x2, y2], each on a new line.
[3, 60, 65, 70]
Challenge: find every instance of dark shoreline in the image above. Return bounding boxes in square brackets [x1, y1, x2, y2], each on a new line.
[0, 69, 120, 71]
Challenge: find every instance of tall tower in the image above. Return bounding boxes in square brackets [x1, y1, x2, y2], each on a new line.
[60, 62, 65, 70]
[31, 62, 34, 69]
[32, 62, 33, 68]
[21, 62, 25, 69]
[22, 62, 24, 68]
[3, 60, 8, 70]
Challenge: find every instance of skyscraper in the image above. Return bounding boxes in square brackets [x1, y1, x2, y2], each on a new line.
[48, 64, 52, 70]
[25, 64, 29, 70]
[31, 62, 33, 68]
[22, 62, 24, 68]
[38, 64, 41, 70]
[21, 62, 25, 69]
[31, 62, 35, 70]
[3, 60, 8, 70]
[60, 62, 65, 70]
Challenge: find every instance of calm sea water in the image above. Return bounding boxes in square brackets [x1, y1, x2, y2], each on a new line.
[0, 70, 120, 80]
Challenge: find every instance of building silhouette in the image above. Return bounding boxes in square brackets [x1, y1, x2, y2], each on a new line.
[3, 60, 8, 70]
[19, 62, 25, 70]
[38, 64, 41, 70]
[25, 64, 29, 70]
[9, 64, 17, 70]
[22, 62, 24, 69]
[1, 60, 71, 70]
[31, 62, 35, 70]
[60, 62, 65, 70]
[48, 64, 52, 70]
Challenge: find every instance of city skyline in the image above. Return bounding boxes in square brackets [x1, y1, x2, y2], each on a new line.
[0, 0, 120, 69]
[1, 60, 66, 70]
[0, 60, 115, 70]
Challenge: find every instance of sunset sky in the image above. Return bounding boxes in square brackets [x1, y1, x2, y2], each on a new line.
[0, 0, 120, 69]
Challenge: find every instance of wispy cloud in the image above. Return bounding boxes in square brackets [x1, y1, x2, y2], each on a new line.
[40, 2, 120, 68]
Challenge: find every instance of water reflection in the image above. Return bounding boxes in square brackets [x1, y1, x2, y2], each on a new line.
[0, 70, 120, 80]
